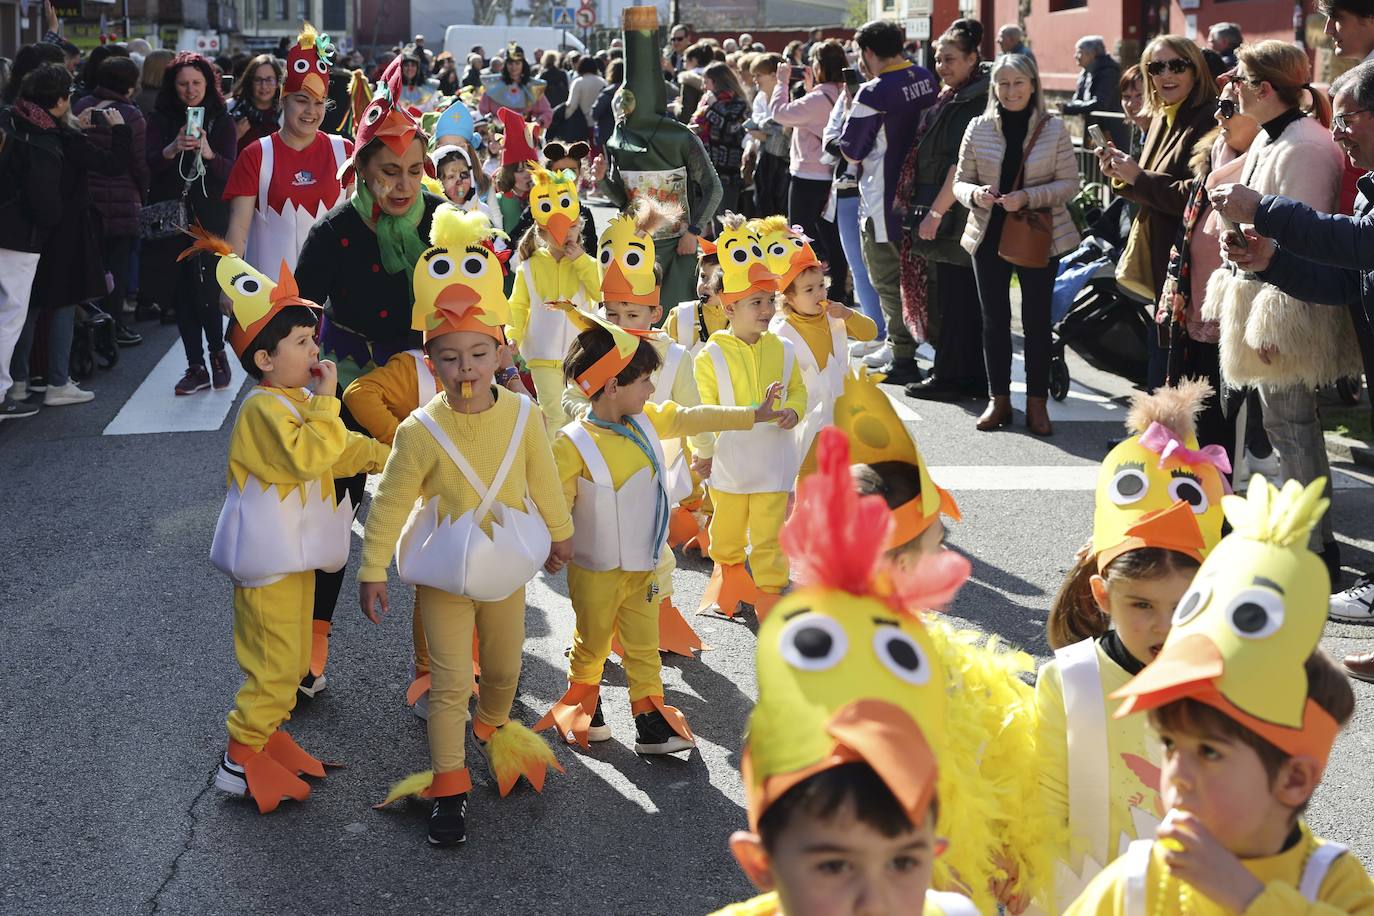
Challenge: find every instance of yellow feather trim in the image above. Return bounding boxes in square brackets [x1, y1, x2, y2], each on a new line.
[375, 770, 433, 808]
[485, 721, 561, 794]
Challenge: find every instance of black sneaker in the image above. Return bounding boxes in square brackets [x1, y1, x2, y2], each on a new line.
[876, 359, 923, 387]
[298, 672, 327, 699]
[114, 323, 143, 347]
[0, 397, 39, 420]
[587, 698, 612, 743]
[428, 793, 468, 846]
[634, 710, 695, 755]
[905, 375, 984, 402]
[214, 752, 248, 796]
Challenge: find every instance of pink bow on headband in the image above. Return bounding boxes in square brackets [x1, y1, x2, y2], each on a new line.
[790, 224, 813, 244]
[1139, 422, 1233, 493]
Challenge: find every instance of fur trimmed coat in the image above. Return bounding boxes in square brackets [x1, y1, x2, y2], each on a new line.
[1202, 115, 1359, 387]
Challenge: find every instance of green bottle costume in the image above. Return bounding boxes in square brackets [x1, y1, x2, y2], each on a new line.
[598, 5, 723, 315]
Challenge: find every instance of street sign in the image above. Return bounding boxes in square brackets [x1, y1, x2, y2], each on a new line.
[904, 18, 930, 40]
[552, 6, 574, 26]
[575, 6, 595, 27]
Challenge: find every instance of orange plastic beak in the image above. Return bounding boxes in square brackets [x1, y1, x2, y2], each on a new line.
[546, 212, 573, 247]
[1111, 633, 1225, 717]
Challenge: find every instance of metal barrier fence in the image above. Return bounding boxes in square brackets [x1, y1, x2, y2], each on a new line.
[1070, 110, 1129, 209]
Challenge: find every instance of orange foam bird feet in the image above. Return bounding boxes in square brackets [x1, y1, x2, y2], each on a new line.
[658, 597, 708, 655]
[682, 519, 712, 557]
[309, 619, 331, 678]
[667, 507, 699, 548]
[406, 672, 432, 707]
[228, 739, 312, 815]
[699, 562, 760, 618]
[264, 729, 330, 776]
[534, 682, 600, 749]
[631, 695, 695, 745]
[753, 591, 782, 623]
[479, 720, 564, 797]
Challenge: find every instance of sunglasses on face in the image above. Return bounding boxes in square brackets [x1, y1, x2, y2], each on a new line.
[1217, 98, 1236, 119]
[1333, 109, 1373, 134]
[1147, 58, 1194, 77]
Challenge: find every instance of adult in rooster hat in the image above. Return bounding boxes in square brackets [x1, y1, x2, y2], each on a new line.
[289, 53, 442, 697]
[224, 23, 353, 276]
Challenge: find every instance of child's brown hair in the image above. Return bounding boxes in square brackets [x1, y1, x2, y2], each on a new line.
[852, 461, 925, 561]
[1047, 547, 1200, 650]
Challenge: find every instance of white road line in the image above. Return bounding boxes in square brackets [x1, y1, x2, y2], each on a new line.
[886, 392, 923, 423]
[104, 340, 248, 436]
[928, 465, 1373, 490]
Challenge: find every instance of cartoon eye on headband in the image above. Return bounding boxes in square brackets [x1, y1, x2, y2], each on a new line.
[778, 612, 850, 672]
[1108, 464, 1150, 506]
[292, 58, 310, 74]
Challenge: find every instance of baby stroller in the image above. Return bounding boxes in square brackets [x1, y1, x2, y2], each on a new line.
[1048, 198, 1149, 400]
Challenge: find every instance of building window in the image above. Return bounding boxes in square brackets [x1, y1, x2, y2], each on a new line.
[1049, 0, 1088, 9]
[298, 0, 310, 22]
[322, 0, 345, 31]
[882, 0, 896, 11]
[258, 0, 270, 20]
[276, 0, 288, 20]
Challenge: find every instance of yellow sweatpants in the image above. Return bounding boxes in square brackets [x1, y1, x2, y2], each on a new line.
[655, 544, 675, 603]
[226, 571, 314, 750]
[411, 588, 429, 675]
[419, 585, 526, 773]
[528, 361, 569, 439]
[567, 564, 662, 701]
[708, 490, 791, 592]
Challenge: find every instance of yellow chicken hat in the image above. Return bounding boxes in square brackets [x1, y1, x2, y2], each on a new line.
[745, 427, 971, 834]
[707, 212, 778, 305]
[1094, 380, 1228, 571]
[1112, 475, 1340, 764]
[754, 215, 822, 293]
[832, 366, 959, 551]
[178, 224, 320, 359]
[527, 161, 581, 248]
[597, 197, 681, 306]
[411, 205, 511, 343]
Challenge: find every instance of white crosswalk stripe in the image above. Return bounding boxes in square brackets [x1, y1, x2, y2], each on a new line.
[104, 340, 247, 436]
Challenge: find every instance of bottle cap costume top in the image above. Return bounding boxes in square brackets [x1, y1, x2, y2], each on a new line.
[411, 206, 511, 344]
[284, 23, 333, 101]
[597, 198, 682, 306]
[178, 224, 321, 359]
[336, 55, 435, 188]
[1093, 379, 1228, 572]
[1112, 475, 1341, 766]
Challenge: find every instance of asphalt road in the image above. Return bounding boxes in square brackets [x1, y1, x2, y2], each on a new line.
[2, 312, 1373, 916]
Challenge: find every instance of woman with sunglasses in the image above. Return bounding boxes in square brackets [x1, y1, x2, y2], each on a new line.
[1203, 40, 1354, 578]
[1096, 35, 1217, 390]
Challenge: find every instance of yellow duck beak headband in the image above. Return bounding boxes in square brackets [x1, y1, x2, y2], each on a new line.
[178, 224, 320, 359]
[1112, 475, 1340, 766]
[528, 161, 581, 248]
[553, 301, 654, 396]
[702, 214, 778, 305]
[744, 426, 972, 833]
[831, 365, 959, 552]
[410, 205, 511, 345]
[1094, 379, 1229, 572]
[597, 197, 682, 305]
[754, 215, 822, 292]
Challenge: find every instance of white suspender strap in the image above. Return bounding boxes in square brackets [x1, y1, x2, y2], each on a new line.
[924, 891, 979, 916]
[630, 411, 670, 479]
[255, 135, 274, 213]
[244, 386, 305, 421]
[655, 343, 685, 403]
[409, 349, 437, 398]
[1300, 842, 1347, 902]
[563, 422, 613, 486]
[672, 303, 694, 347]
[828, 315, 848, 365]
[522, 260, 540, 305]
[779, 335, 795, 388]
[706, 342, 736, 407]
[1121, 839, 1154, 916]
[1058, 637, 1112, 866]
[327, 133, 347, 178]
[774, 320, 817, 380]
[413, 396, 531, 524]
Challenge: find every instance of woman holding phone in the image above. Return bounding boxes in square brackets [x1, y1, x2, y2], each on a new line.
[144, 52, 237, 396]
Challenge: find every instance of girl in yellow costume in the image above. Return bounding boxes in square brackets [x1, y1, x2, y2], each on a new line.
[362, 207, 572, 846]
[561, 198, 709, 657]
[714, 427, 980, 915]
[537, 307, 789, 754]
[198, 229, 390, 814]
[1067, 476, 1371, 915]
[694, 213, 807, 620]
[507, 160, 601, 437]
[758, 216, 877, 477]
[1038, 380, 1230, 910]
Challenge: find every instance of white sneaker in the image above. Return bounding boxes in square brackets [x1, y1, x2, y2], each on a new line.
[849, 338, 883, 359]
[9, 382, 27, 400]
[1330, 575, 1374, 622]
[1244, 448, 1281, 482]
[43, 381, 94, 406]
[862, 340, 893, 368]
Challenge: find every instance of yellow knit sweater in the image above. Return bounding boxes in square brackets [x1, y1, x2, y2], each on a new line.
[359, 386, 574, 582]
[341, 350, 442, 446]
[780, 307, 877, 370]
[227, 386, 389, 493]
[665, 297, 729, 346]
[507, 248, 602, 364]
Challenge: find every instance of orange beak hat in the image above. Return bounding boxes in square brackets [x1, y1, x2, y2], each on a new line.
[283, 22, 333, 101]
[498, 106, 541, 167]
[714, 213, 779, 305]
[411, 205, 512, 343]
[597, 197, 682, 306]
[336, 56, 434, 187]
[1112, 475, 1341, 766]
[179, 223, 321, 359]
[754, 215, 822, 292]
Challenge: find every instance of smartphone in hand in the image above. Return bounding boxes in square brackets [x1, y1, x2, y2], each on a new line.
[1087, 124, 1108, 149]
[185, 106, 205, 139]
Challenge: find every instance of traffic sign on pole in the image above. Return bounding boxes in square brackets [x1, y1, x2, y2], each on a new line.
[552, 6, 574, 26]
[575, 6, 595, 27]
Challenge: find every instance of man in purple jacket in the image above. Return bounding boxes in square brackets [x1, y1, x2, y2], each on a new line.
[840, 19, 937, 386]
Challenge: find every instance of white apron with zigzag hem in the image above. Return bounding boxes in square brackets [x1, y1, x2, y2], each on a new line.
[771, 312, 846, 463]
[564, 413, 669, 573]
[210, 389, 355, 588]
[703, 338, 799, 494]
[395, 396, 551, 601]
[245, 133, 348, 275]
[652, 342, 694, 505]
[518, 260, 590, 362]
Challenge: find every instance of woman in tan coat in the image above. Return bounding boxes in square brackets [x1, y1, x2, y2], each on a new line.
[953, 53, 1080, 435]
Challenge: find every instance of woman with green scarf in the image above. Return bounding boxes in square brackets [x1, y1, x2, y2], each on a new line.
[291, 57, 442, 696]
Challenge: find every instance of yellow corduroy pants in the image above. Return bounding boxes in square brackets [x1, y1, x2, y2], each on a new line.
[567, 564, 662, 701]
[708, 490, 791, 592]
[418, 584, 526, 773]
[226, 571, 314, 750]
[528, 361, 569, 440]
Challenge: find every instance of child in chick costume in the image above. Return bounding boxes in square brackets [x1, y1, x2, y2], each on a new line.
[1067, 475, 1373, 915]
[759, 217, 878, 476]
[507, 157, 601, 437]
[560, 198, 710, 657]
[694, 213, 807, 619]
[665, 245, 728, 355]
[197, 229, 390, 813]
[714, 427, 979, 916]
[362, 207, 571, 847]
[537, 308, 790, 754]
[1038, 381, 1231, 911]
